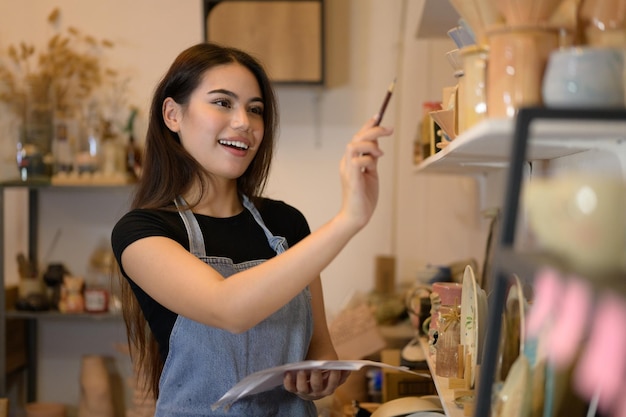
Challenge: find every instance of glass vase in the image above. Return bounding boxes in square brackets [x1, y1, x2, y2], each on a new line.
[17, 77, 54, 181]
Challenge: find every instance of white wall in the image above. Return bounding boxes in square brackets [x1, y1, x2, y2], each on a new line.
[1, 0, 490, 412]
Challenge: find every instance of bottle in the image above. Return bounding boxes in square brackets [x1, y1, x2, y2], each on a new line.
[125, 133, 141, 180]
[76, 107, 101, 174]
[100, 120, 124, 177]
[52, 119, 74, 174]
[84, 241, 113, 313]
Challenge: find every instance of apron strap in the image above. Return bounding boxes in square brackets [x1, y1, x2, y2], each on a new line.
[174, 196, 207, 257]
[242, 195, 289, 254]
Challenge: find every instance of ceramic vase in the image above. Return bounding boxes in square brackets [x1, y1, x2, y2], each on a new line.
[486, 25, 560, 119]
[78, 355, 114, 417]
[457, 45, 488, 134]
[542, 46, 625, 108]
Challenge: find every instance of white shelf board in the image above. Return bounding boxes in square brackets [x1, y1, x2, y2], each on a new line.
[414, 117, 626, 175]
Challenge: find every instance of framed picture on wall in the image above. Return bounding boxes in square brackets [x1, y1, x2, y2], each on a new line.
[203, 0, 325, 85]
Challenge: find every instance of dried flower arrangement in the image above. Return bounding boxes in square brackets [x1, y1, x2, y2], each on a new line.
[0, 8, 118, 120]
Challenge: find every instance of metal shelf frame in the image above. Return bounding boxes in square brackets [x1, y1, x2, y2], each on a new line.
[1, 183, 130, 402]
[473, 107, 626, 417]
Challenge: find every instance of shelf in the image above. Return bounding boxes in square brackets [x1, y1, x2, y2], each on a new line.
[418, 337, 464, 417]
[1, 183, 132, 400]
[472, 107, 626, 417]
[6, 310, 122, 321]
[0, 179, 136, 188]
[414, 117, 626, 175]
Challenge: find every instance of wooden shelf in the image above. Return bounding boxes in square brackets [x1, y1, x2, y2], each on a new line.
[414, 117, 626, 175]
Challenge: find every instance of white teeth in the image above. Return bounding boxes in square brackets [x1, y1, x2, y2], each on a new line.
[218, 140, 249, 150]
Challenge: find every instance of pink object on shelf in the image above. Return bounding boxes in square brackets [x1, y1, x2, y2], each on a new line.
[525, 268, 562, 338]
[432, 282, 463, 307]
[573, 293, 626, 414]
[547, 277, 592, 369]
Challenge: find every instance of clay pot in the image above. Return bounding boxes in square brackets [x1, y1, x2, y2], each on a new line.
[486, 25, 560, 119]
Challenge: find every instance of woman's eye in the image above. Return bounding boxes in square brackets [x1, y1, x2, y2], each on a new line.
[213, 98, 231, 108]
[249, 106, 264, 116]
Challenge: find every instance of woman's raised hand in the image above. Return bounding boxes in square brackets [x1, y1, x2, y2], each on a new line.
[338, 116, 393, 231]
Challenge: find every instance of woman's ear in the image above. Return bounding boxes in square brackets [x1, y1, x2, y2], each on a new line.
[163, 97, 182, 132]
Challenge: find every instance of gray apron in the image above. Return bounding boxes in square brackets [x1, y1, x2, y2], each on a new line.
[155, 195, 315, 417]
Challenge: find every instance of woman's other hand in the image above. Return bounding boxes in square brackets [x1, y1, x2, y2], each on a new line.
[283, 369, 351, 401]
[339, 116, 394, 231]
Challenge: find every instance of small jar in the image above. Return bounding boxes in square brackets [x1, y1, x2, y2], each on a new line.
[432, 282, 462, 378]
[436, 303, 461, 378]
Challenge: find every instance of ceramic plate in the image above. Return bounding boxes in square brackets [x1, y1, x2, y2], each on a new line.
[499, 274, 527, 381]
[496, 353, 531, 417]
[476, 284, 488, 364]
[461, 264, 479, 387]
[509, 274, 526, 354]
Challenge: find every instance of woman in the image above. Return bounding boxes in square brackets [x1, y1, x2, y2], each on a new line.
[111, 42, 393, 416]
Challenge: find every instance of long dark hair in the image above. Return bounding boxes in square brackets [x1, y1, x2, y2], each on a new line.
[120, 42, 279, 398]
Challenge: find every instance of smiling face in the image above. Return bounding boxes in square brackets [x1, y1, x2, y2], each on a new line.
[163, 62, 265, 183]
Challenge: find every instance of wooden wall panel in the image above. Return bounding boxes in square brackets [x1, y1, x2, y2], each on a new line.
[205, 1, 324, 84]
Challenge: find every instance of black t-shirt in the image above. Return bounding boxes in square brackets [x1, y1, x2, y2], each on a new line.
[111, 197, 311, 360]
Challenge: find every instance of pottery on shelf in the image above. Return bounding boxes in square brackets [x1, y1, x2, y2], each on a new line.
[542, 46, 625, 109]
[457, 45, 488, 134]
[486, 25, 560, 119]
[78, 355, 115, 417]
[493, 0, 564, 27]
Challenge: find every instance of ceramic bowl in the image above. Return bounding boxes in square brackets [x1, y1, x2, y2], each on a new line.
[445, 49, 463, 73]
[447, 26, 476, 49]
[523, 174, 626, 273]
[370, 396, 443, 417]
[542, 46, 625, 108]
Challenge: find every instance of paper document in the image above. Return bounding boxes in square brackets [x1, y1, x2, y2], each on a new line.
[211, 359, 430, 411]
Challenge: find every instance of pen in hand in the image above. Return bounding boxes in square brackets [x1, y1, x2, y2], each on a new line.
[361, 78, 396, 173]
[374, 78, 396, 127]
